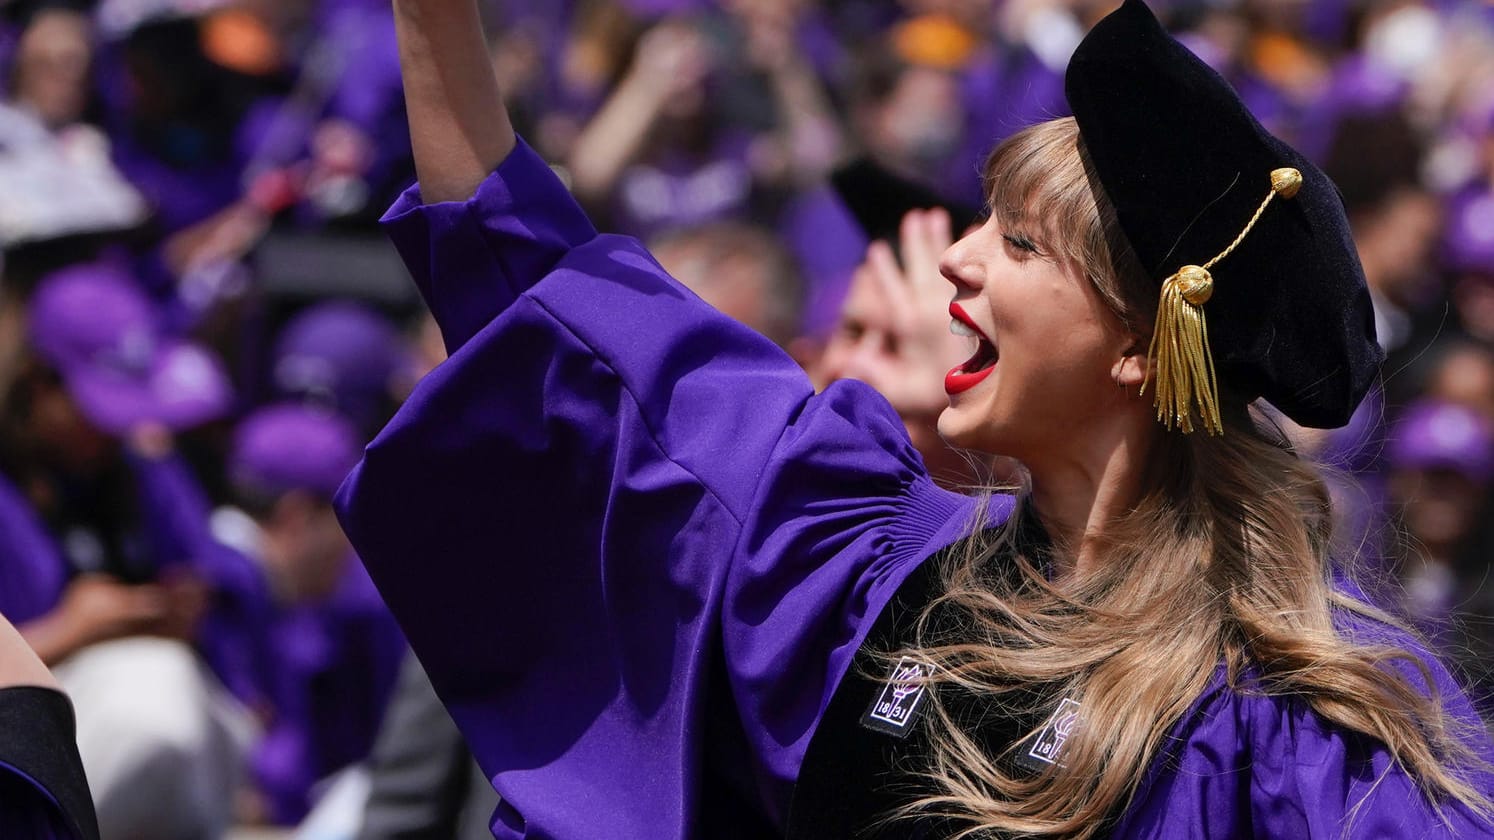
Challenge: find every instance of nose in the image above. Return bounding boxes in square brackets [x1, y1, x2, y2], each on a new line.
[939, 234, 977, 292]
[840, 333, 889, 385]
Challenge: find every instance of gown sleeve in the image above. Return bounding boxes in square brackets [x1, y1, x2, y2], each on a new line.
[334, 137, 974, 839]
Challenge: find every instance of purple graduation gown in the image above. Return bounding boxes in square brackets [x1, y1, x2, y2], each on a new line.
[254, 555, 405, 824]
[336, 136, 1494, 838]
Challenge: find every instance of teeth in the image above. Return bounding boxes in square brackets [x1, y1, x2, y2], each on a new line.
[950, 319, 979, 338]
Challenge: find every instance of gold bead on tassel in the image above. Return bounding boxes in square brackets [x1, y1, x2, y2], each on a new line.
[1140, 167, 1303, 436]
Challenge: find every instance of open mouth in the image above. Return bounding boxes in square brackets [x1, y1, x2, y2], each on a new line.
[946, 303, 997, 395]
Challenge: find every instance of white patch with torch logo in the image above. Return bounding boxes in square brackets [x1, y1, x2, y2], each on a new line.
[860, 656, 933, 738]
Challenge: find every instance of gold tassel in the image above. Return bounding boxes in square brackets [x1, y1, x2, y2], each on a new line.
[1144, 265, 1220, 434]
[1139, 167, 1303, 436]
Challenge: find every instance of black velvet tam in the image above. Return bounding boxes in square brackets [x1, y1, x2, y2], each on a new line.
[1066, 0, 1382, 428]
[831, 158, 981, 245]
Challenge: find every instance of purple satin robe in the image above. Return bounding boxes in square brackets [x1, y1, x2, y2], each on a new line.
[337, 136, 1494, 838]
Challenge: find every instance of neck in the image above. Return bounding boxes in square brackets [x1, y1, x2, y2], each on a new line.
[909, 418, 982, 491]
[1026, 412, 1157, 580]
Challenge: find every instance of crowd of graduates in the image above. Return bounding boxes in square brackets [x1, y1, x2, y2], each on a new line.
[0, 0, 1491, 836]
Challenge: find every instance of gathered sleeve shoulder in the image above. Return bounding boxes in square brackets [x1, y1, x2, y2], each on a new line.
[337, 137, 973, 838]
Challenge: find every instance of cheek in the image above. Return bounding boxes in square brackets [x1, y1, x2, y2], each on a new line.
[998, 295, 1116, 396]
[948, 312, 1121, 451]
[814, 335, 852, 376]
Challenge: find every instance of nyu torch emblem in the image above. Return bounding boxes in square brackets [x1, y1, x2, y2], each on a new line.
[1027, 697, 1081, 766]
[860, 656, 933, 738]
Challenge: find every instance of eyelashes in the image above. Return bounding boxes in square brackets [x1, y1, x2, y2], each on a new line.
[1002, 232, 1040, 254]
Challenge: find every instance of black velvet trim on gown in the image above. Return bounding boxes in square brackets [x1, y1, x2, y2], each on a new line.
[0, 686, 101, 840]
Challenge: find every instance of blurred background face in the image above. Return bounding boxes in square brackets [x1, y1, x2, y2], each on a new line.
[1391, 467, 1485, 554]
[651, 223, 804, 349]
[866, 65, 963, 174]
[19, 373, 115, 472]
[1426, 345, 1494, 420]
[661, 248, 772, 332]
[1452, 275, 1494, 344]
[813, 263, 898, 390]
[1356, 187, 1442, 305]
[13, 8, 93, 130]
[256, 493, 350, 604]
[849, 46, 967, 184]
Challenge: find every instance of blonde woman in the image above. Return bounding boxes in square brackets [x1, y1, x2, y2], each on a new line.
[337, 0, 1493, 836]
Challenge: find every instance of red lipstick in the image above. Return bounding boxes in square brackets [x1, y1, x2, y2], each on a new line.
[945, 303, 997, 395]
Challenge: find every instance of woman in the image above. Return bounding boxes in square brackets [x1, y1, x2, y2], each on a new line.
[337, 0, 1494, 837]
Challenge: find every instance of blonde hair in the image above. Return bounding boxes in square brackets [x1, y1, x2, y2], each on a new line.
[893, 118, 1491, 837]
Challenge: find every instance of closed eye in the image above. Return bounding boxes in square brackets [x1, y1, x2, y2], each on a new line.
[1002, 232, 1040, 254]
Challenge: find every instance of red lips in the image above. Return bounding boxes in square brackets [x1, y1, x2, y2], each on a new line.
[945, 303, 997, 395]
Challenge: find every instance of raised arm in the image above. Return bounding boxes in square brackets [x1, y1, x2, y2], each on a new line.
[393, 0, 514, 203]
[345, 10, 971, 832]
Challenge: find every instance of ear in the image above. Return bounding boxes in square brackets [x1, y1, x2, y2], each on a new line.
[1111, 346, 1150, 390]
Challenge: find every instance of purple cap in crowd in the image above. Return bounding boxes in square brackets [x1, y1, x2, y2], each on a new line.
[230, 403, 362, 500]
[1445, 189, 1494, 276]
[28, 263, 233, 436]
[272, 301, 406, 430]
[1388, 400, 1494, 482]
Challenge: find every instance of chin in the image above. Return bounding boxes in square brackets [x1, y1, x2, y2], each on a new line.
[936, 405, 986, 452]
[940, 404, 1029, 462]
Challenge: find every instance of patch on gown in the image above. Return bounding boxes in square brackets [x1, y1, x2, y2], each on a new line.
[860, 656, 935, 737]
[1014, 697, 1082, 772]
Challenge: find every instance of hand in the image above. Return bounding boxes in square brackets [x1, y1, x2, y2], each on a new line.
[53, 575, 170, 651]
[627, 21, 712, 101]
[146, 571, 210, 642]
[817, 208, 966, 420]
[161, 200, 269, 277]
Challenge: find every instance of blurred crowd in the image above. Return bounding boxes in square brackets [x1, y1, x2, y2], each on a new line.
[0, 0, 1491, 837]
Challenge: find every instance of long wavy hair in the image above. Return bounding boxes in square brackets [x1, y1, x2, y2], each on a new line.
[894, 118, 1491, 837]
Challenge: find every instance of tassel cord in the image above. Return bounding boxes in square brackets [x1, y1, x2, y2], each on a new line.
[1202, 191, 1278, 273]
[1140, 168, 1300, 436]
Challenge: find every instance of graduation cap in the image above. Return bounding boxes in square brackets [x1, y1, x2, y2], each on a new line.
[1066, 0, 1381, 434]
[830, 159, 981, 246]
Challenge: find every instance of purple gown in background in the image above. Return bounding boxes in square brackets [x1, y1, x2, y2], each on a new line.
[336, 137, 1494, 838]
[254, 555, 405, 824]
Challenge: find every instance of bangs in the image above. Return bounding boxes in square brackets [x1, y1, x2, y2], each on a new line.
[980, 117, 1153, 332]
[981, 118, 1093, 270]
